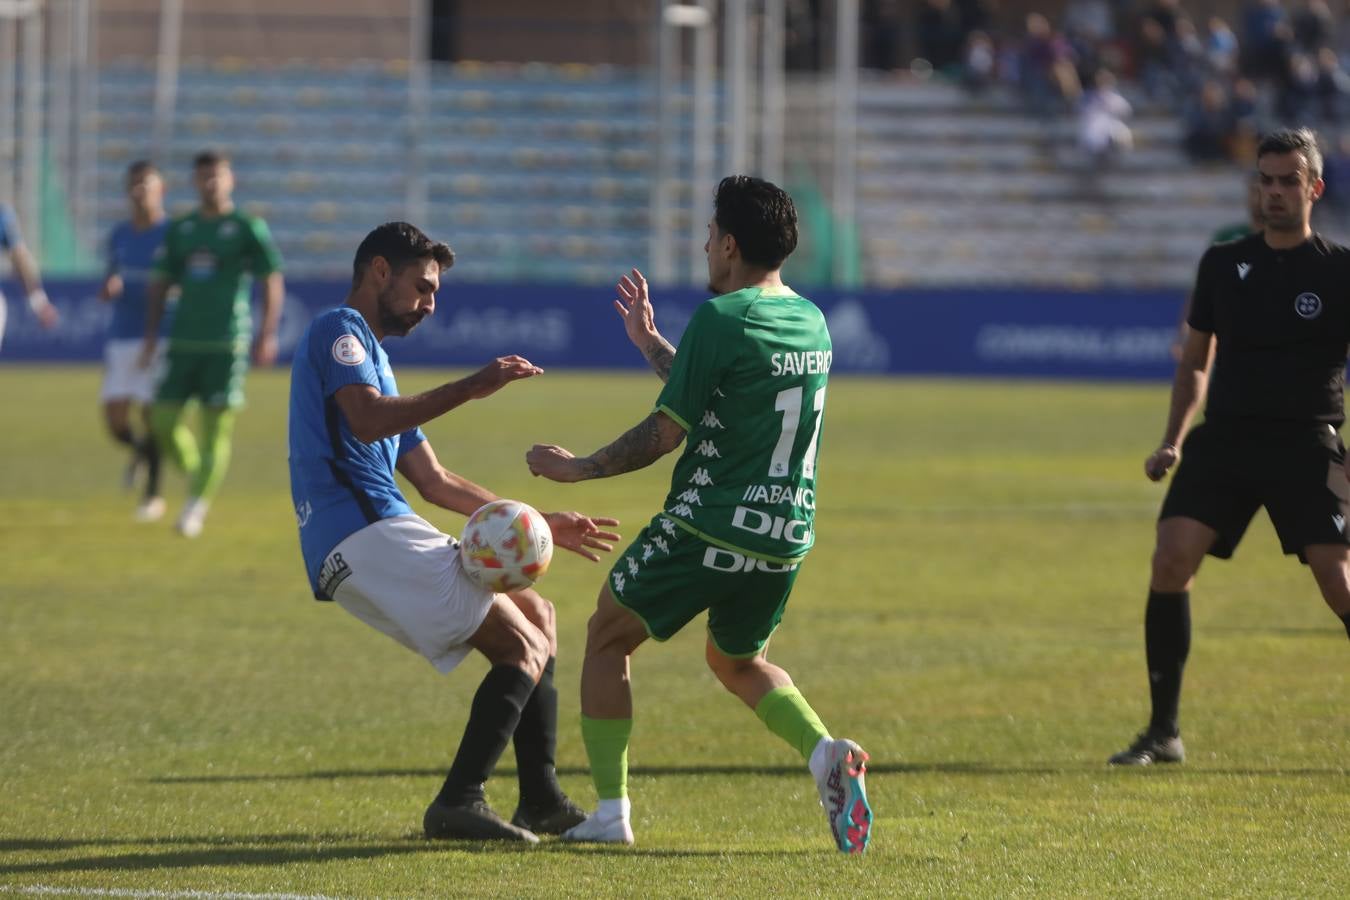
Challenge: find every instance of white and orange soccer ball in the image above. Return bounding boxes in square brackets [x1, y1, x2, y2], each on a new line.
[459, 499, 554, 593]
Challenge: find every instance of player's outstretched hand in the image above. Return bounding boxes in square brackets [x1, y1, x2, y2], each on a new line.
[543, 511, 621, 562]
[463, 355, 544, 399]
[615, 268, 659, 346]
[1144, 444, 1179, 482]
[252, 332, 278, 367]
[526, 444, 586, 482]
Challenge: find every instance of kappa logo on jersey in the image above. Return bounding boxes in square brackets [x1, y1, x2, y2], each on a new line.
[1335, 514, 1346, 534]
[689, 467, 714, 486]
[700, 410, 725, 429]
[695, 440, 722, 458]
[1295, 292, 1323, 319]
[1236, 262, 1251, 280]
[295, 499, 313, 528]
[332, 334, 367, 366]
[668, 502, 695, 518]
[676, 488, 703, 506]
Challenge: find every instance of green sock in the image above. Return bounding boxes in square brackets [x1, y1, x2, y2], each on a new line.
[581, 715, 632, 800]
[191, 407, 236, 500]
[151, 403, 200, 482]
[755, 686, 830, 762]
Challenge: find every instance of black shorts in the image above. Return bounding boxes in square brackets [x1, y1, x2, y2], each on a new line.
[1160, 420, 1350, 562]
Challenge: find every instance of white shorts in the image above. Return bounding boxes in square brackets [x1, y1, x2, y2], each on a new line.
[101, 339, 164, 403]
[325, 514, 495, 674]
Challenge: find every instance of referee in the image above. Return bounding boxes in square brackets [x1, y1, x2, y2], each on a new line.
[1111, 127, 1350, 766]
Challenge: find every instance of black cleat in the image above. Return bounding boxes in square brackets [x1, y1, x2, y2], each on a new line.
[1108, 729, 1185, 766]
[510, 796, 588, 835]
[423, 798, 540, 843]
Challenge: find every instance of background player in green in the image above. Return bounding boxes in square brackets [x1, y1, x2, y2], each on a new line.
[526, 175, 873, 853]
[138, 150, 285, 537]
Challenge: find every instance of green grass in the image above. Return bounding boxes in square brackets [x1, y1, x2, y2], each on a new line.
[1, 366, 1347, 898]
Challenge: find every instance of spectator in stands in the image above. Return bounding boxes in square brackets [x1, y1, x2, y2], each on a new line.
[1279, 50, 1321, 121]
[961, 30, 998, 94]
[1079, 68, 1134, 164]
[1315, 45, 1350, 122]
[1020, 12, 1081, 115]
[1205, 15, 1242, 77]
[1294, 0, 1336, 52]
[1171, 17, 1211, 97]
[1241, 0, 1290, 80]
[916, 0, 966, 75]
[861, 0, 904, 72]
[1228, 76, 1265, 162]
[1185, 79, 1237, 162]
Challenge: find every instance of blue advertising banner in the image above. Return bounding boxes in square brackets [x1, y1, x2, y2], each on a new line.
[0, 280, 1188, 380]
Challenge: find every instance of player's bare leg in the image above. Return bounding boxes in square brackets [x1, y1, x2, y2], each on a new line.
[1304, 544, 1350, 638]
[707, 643, 872, 854]
[502, 587, 586, 834]
[423, 596, 546, 843]
[562, 585, 647, 844]
[1111, 516, 1216, 766]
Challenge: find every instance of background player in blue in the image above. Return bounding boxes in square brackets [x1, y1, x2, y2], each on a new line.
[99, 161, 172, 522]
[0, 201, 59, 352]
[289, 222, 621, 842]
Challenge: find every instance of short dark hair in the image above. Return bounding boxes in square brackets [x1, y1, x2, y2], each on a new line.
[125, 160, 158, 182]
[193, 149, 229, 169]
[713, 175, 798, 270]
[1257, 127, 1323, 182]
[352, 221, 455, 287]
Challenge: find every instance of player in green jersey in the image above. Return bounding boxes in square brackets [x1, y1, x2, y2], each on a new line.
[138, 150, 285, 537]
[526, 175, 872, 853]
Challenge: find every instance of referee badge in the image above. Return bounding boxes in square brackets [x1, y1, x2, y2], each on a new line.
[1295, 292, 1323, 319]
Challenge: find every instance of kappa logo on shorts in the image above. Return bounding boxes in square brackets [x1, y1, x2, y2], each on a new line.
[1295, 292, 1323, 319]
[332, 334, 367, 366]
[318, 551, 353, 599]
[1334, 514, 1346, 534]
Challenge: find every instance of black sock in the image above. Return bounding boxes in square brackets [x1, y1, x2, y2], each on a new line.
[1145, 590, 1191, 737]
[110, 426, 136, 448]
[512, 656, 563, 808]
[436, 664, 536, 807]
[138, 436, 162, 497]
[1340, 612, 1350, 641]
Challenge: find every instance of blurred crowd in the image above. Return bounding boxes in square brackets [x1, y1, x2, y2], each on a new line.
[850, 1, 1350, 208]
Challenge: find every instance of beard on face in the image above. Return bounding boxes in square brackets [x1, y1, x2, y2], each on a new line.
[376, 284, 427, 336]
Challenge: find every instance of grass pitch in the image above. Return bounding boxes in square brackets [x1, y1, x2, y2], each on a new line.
[1, 366, 1347, 898]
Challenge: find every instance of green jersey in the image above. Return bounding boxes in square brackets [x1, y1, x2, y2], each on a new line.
[153, 209, 282, 351]
[654, 285, 831, 564]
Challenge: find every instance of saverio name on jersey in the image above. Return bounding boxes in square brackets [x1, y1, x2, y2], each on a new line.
[769, 349, 831, 376]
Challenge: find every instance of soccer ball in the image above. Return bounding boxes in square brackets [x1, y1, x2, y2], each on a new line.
[459, 499, 554, 593]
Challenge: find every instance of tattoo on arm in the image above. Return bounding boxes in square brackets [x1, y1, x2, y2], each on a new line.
[582, 413, 675, 478]
[642, 336, 676, 383]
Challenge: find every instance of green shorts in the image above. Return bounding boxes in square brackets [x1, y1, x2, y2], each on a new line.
[156, 348, 248, 408]
[608, 514, 802, 658]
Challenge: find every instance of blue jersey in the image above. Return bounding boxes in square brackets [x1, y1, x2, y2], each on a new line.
[0, 203, 20, 251]
[105, 219, 171, 340]
[288, 306, 427, 599]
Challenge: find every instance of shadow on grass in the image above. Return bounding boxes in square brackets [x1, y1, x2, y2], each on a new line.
[144, 760, 1073, 785]
[0, 835, 576, 875]
[0, 837, 827, 875]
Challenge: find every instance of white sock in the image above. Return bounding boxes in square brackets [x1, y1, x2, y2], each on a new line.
[808, 735, 834, 784]
[597, 797, 631, 821]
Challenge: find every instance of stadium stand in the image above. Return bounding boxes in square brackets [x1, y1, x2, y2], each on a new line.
[91, 57, 1245, 287]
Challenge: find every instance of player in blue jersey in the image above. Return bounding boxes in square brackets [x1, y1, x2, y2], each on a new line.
[99, 161, 172, 521]
[0, 201, 59, 352]
[289, 221, 620, 842]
